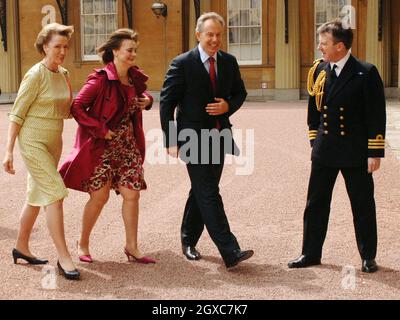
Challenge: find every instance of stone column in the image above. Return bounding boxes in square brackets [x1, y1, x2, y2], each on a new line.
[382, 0, 391, 87]
[365, 0, 390, 86]
[275, 0, 300, 100]
[189, 0, 197, 48]
[0, 0, 20, 96]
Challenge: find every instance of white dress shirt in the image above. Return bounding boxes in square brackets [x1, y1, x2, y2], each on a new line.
[198, 44, 218, 76]
[330, 50, 351, 77]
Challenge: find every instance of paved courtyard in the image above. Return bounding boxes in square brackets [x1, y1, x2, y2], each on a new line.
[1, 100, 400, 300]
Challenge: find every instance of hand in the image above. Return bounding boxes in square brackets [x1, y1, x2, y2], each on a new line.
[167, 146, 179, 158]
[368, 158, 381, 173]
[206, 98, 229, 116]
[3, 152, 15, 175]
[136, 95, 151, 110]
[104, 130, 116, 140]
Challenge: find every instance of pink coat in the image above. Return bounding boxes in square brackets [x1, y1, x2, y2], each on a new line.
[59, 62, 153, 192]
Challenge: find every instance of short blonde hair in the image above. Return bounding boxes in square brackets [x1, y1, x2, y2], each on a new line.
[196, 12, 225, 33]
[35, 23, 74, 55]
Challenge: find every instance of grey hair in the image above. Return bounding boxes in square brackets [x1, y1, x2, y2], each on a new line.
[195, 12, 225, 33]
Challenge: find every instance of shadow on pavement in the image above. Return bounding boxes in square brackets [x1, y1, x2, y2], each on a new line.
[0, 227, 18, 241]
[361, 266, 400, 291]
[49, 250, 324, 298]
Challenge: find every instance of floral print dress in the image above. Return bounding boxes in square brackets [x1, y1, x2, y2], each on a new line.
[83, 83, 147, 193]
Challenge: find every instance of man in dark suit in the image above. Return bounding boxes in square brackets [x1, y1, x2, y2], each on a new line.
[288, 19, 386, 273]
[160, 12, 253, 268]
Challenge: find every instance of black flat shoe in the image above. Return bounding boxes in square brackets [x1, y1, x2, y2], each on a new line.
[362, 259, 378, 273]
[182, 245, 201, 260]
[225, 249, 254, 268]
[57, 261, 80, 280]
[288, 254, 321, 268]
[12, 248, 48, 265]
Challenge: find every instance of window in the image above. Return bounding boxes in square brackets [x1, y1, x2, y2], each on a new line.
[314, 0, 352, 59]
[81, 0, 117, 61]
[228, 0, 262, 65]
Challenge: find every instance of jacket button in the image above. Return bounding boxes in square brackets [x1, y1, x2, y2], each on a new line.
[341, 131, 346, 136]
[340, 107, 344, 112]
[323, 114, 328, 119]
[324, 122, 328, 127]
[340, 116, 344, 120]
[324, 130, 329, 135]
[340, 124, 345, 128]
[324, 106, 328, 110]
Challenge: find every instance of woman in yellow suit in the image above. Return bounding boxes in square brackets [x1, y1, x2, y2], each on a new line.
[2, 23, 79, 280]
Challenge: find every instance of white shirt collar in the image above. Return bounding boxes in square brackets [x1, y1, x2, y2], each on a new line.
[198, 44, 217, 64]
[330, 50, 351, 76]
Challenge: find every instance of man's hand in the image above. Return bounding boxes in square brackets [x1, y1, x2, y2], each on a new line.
[167, 146, 179, 158]
[206, 98, 229, 116]
[368, 158, 381, 173]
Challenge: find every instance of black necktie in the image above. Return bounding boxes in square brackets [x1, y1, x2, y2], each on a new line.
[327, 64, 338, 94]
[331, 63, 338, 78]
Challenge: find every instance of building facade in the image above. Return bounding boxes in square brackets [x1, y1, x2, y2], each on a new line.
[0, 0, 399, 100]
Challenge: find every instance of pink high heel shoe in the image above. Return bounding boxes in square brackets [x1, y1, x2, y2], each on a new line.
[124, 248, 156, 264]
[77, 241, 93, 263]
[79, 254, 93, 263]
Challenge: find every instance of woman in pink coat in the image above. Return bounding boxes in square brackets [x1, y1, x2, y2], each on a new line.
[59, 29, 155, 264]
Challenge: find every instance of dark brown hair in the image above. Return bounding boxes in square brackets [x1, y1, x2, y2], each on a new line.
[35, 23, 74, 55]
[97, 28, 139, 64]
[317, 19, 353, 50]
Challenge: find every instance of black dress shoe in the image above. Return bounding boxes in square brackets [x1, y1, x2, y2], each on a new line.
[362, 259, 378, 273]
[288, 255, 321, 268]
[225, 249, 254, 268]
[182, 245, 201, 261]
[57, 261, 80, 280]
[12, 248, 48, 265]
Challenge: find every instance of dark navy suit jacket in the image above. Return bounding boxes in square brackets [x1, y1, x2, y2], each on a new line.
[160, 47, 247, 157]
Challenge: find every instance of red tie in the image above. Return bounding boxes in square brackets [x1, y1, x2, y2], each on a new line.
[208, 57, 217, 94]
[208, 57, 220, 129]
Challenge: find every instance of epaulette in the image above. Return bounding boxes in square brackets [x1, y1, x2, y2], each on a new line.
[312, 58, 324, 65]
[307, 59, 327, 112]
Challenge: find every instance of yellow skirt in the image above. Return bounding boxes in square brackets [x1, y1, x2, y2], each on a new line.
[18, 117, 68, 206]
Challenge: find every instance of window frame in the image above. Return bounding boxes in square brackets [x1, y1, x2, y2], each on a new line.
[80, 0, 118, 61]
[227, 0, 263, 66]
[72, 0, 124, 65]
[314, 0, 352, 59]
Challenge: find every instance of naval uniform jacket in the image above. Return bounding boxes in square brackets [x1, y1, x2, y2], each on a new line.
[308, 55, 386, 167]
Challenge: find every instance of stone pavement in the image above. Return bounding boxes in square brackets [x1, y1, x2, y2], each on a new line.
[1, 100, 400, 300]
[386, 100, 400, 160]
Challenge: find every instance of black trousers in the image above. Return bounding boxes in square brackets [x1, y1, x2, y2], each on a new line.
[181, 155, 240, 262]
[302, 161, 377, 260]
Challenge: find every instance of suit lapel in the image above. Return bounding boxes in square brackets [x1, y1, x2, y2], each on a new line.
[216, 51, 225, 97]
[192, 48, 214, 96]
[323, 63, 332, 104]
[326, 55, 356, 102]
